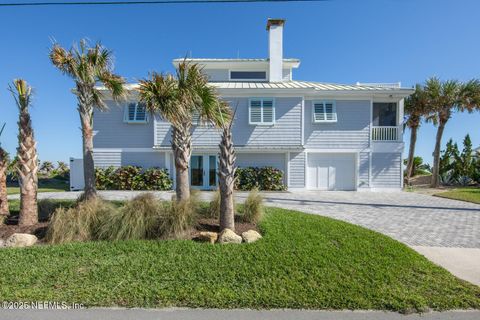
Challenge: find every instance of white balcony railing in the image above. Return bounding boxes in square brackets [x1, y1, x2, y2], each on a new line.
[372, 126, 400, 141]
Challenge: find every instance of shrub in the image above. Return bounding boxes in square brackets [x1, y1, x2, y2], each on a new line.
[95, 166, 116, 190]
[141, 167, 173, 190]
[95, 166, 172, 191]
[96, 193, 163, 241]
[113, 166, 143, 190]
[242, 188, 264, 224]
[235, 166, 286, 191]
[160, 192, 200, 239]
[46, 198, 117, 244]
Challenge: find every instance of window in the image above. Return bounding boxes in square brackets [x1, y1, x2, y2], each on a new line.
[313, 101, 337, 123]
[249, 98, 275, 125]
[124, 102, 148, 123]
[373, 103, 397, 126]
[230, 71, 267, 81]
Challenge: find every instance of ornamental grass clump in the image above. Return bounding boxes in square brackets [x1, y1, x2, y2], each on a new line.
[242, 188, 264, 224]
[160, 192, 200, 239]
[96, 193, 163, 241]
[46, 197, 116, 244]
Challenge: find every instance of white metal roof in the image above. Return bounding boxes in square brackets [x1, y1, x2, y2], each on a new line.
[209, 81, 412, 92]
[172, 58, 300, 62]
[102, 81, 413, 96]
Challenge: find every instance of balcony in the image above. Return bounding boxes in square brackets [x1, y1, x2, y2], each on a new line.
[372, 126, 400, 141]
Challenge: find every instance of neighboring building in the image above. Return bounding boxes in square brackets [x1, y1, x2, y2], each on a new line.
[89, 19, 413, 191]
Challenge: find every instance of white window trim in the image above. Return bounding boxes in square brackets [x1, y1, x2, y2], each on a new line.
[248, 98, 275, 125]
[312, 100, 337, 123]
[229, 70, 267, 82]
[124, 102, 148, 124]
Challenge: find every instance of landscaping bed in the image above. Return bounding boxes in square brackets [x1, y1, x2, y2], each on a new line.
[0, 205, 479, 312]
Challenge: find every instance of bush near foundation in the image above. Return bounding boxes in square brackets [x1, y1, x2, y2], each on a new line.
[235, 166, 286, 191]
[95, 166, 172, 191]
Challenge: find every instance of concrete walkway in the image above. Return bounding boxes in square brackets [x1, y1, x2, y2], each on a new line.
[1, 309, 479, 320]
[8, 190, 480, 285]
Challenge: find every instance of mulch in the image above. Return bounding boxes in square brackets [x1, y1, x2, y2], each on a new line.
[1, 214, 258, 243]
[0, 221, 48, 240]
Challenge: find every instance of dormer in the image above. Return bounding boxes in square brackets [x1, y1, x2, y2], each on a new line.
[172, 19, 300, 83]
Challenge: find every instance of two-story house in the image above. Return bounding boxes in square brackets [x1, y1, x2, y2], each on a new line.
[86, 19, 413, 191]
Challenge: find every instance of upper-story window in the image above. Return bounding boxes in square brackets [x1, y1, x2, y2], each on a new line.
[249, 98, 275, 125]
[124, 102, 148, 123]
[373, 103, 397, 126]
[313, 101, 337, 123]
[230, 71, 267, 81]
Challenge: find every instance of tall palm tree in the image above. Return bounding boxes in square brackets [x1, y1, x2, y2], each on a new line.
[50, 39, 126, 200]
[0, 147, 9, 221]
[426, 77, 480, 188]
[0, 123, 8, 221]
[138, 61, 230, 201]
[404, 84, 429, 184]
[218, 106, 236, 231]
[9, 79, 38, 226]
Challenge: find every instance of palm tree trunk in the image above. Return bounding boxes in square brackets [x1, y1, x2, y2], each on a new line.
[218, 121, 236, 231]
[78, 86, 97, 200]
[405, 125, 418, 184]
[17, 108, 38, 226]
[172, 124, 191, 202]
[0, 148, 9, 221]
[431, 119, 447, 188]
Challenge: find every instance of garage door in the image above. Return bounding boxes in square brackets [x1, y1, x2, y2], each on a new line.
[307, 153, 356, 190]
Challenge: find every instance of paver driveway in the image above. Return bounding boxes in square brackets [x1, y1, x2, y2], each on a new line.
[12, 190, 480, 248]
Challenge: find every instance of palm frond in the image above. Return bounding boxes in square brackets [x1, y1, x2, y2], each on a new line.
[97, 71, 126, 102]
[49, 44, 77, 77]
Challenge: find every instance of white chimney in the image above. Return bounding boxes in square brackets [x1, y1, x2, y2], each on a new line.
[267, 18, 285, 82]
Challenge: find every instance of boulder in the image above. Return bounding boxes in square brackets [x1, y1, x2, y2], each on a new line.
[197, 231, 218, 244]
[241, 230, 262, 243]
[4, 233, 38, 248]
[218, 228, 242, 244]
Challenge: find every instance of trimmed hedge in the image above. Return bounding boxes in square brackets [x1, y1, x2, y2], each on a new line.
[95, 166, 172, 191]
[235, 166, 286, 191]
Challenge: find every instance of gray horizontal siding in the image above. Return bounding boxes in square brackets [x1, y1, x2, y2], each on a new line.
[371, 152, 401, 188]
[155, 97, 302, 147]
[236, 152, 286, 184]
[236, 153, 285, 170]
[93, 101, 154, 148]
[304, 100, 370, 149]
[289, 152, 305, 188]
[93, 151, 166, 169]
[358, 152, 370, 188]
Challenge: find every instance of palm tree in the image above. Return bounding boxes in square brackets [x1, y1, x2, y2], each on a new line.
[0, 123, 8, 221]
[9, 79, 38, 226]
[404, 84, 429, 184]
[425, 77, 480, 188]
[218, 106, 236, 231]
[0, 147, 9, 221]
[50, 39, 126, 200]
[40, 160, 54, 176]
[138, 61, 230, 201]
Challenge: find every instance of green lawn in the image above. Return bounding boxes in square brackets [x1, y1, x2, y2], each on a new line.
[7, 178, 69, 195]
[1, 206, 479, 312]
[435, 187, 480, 204]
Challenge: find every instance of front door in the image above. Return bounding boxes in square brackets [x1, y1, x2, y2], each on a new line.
[190, 155, 217, 189]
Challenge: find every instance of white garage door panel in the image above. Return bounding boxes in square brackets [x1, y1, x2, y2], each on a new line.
[307, 154, 356, 190]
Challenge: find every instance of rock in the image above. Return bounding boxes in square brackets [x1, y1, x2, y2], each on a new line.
[218, 228, 242, 244]
[0, 239, 4, 248]
[241, 230, 262, 243]
[4, 233, 38, 248]
[197, 231, 218, 244]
